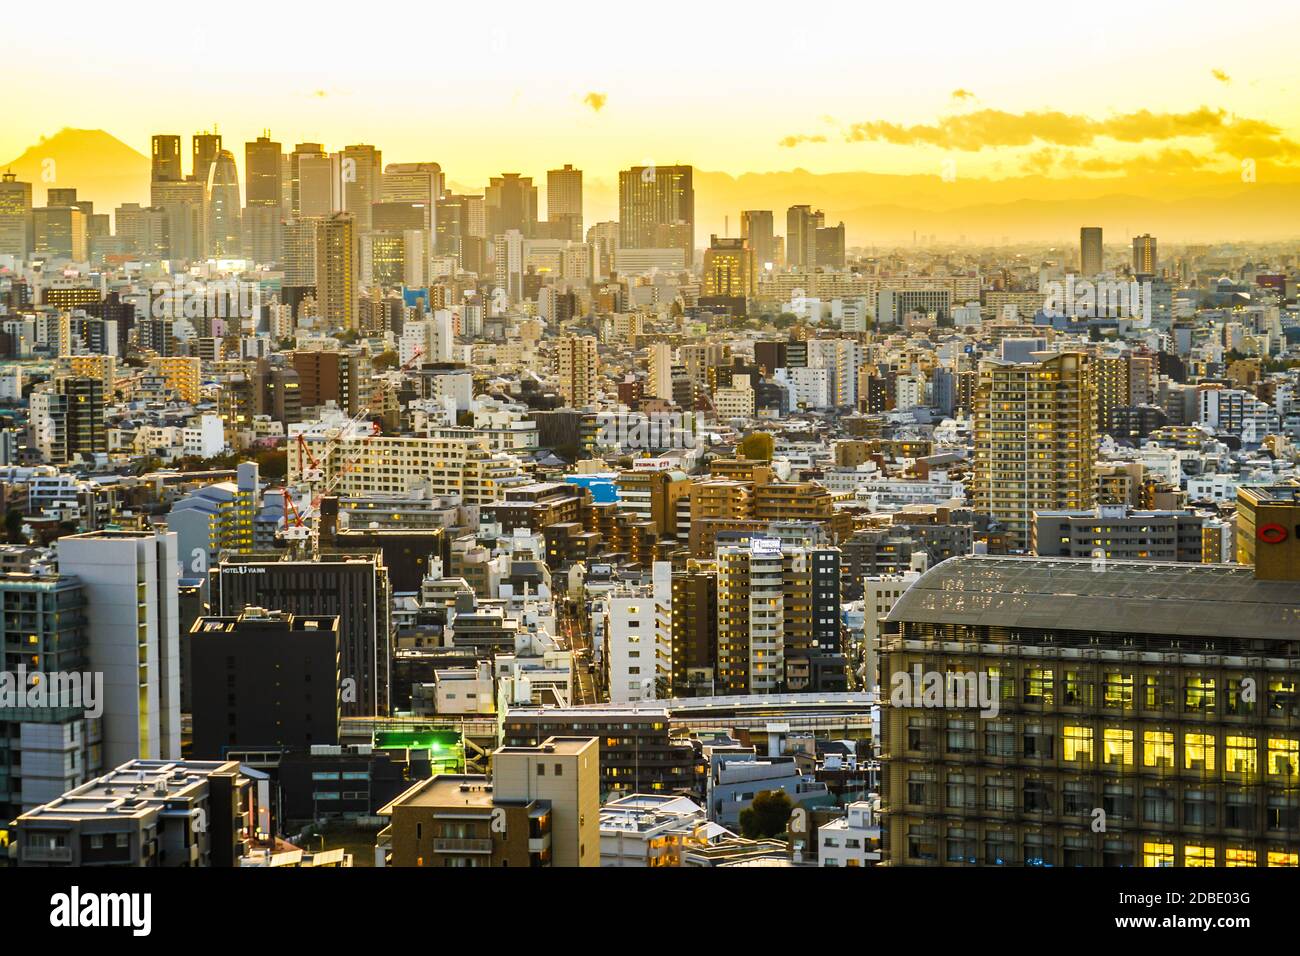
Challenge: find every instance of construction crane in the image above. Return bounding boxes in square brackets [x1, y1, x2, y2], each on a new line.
[280, 408, 379, 558]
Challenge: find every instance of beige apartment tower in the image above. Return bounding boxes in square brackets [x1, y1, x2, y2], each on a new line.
[974, 351, 1096, 551]
[556, 334, 599, 407]
[315, 213, 357, 329]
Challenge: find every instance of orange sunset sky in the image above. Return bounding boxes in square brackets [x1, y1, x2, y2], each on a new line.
[7, 0, 1300, 244]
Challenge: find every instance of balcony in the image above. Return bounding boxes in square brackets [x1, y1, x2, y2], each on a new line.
[434, 837, 493, 854]
[22, 844, 73, 863]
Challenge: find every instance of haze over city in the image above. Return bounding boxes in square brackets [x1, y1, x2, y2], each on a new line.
[0, 0, 1296, 933]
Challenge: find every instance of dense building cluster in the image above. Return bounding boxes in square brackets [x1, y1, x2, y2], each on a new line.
[0, 133, 1297, 869]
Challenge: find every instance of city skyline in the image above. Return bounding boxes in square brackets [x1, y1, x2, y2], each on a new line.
[7, 0, 1300, 243]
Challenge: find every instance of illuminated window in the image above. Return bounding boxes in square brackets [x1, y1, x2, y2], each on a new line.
[1267, 739, 1299, 781]
[1142, 842, 1174, 867]
[1184, 845, 1215, 867]
[1103, 672, 1133, 708]
[1024, 669, 1054, 705]
[1143, 731, 1174, 768]
[1063, 726, 1093, 763]
[1225, 736, 1258, 777]
[1184, 676, 1216, 714]
[1184, 734, 1216, 773]
[1267, 852, 1298, 868]
[1225, 848, 1256, 867]
[1103, 728, 1133, 767]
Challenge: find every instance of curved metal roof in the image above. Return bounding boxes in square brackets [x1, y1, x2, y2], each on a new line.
[885, 555, 1300, 641]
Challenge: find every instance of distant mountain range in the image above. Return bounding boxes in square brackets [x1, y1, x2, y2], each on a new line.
[10, 129, 1300, 246]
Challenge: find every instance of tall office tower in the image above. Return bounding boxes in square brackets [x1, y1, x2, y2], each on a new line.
[150, 177, 206, 260]
[492, 229, 524, 304]
[670, 562, 718, 696]
[57, 530, 183, 768]
[206, 149, 242, 257]
[880, 554, 1300, 868]
[46, 187, 78, 207]
[546, 164, 583, 241]
[289, 142, 326, 217]
[339, 144, 382, 233]
[618, 164, 694, 266]
[785, 205, 823, 269]
[244, 134, 283, 264]
[0, 574, 100, 818]
[716, 538, 785, 694]
[315, 213, 357, 329]
[151, 134, 182, 182]
[587, 220, 620, 279]
[815, 220, 846, 269]
[486, 172, 538, 238]
[556, 334, 599, 407]
[113, 203, 168, 258]
[434, 192, 469, 259]
[0, 171, 33, 258]
[1133, 233, 1158, 276]
[381, 162, 442, 232]
[215, 552, 393, 718]
[297, 152, 340, 218]
[1080, 226, 1103, 276]
[282, 218, 318, 288]
[702, 235, 756, 300]
[492, 737, 600, 866]
[192, 131, 222, 185]
[647, 341, 674, 400]
[32, 205, 87, 261]
[974, 351, 1097, 551]
[741, 209, 776, 267]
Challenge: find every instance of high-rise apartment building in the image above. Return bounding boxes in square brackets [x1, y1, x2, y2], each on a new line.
[291, 348, 360, 414]
[1133, 233, 1158, 276]
[56, 530, 183, 768]
[556, 334, 599, 407]
[1080, 226, 1103, 276]
[670, 563, 719, 696]
[0, 574, 100, 819]
[974, 351, 1096, 551]
[315, 213, 357, 329]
